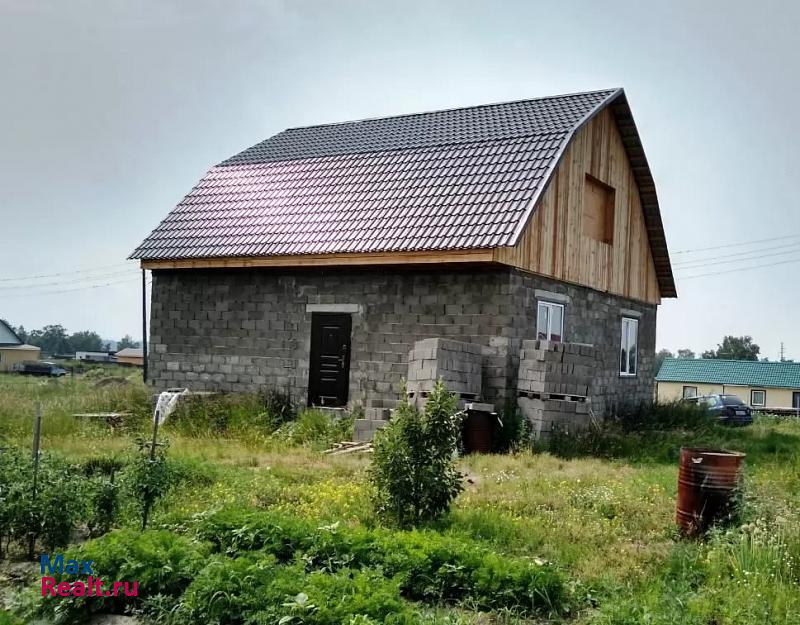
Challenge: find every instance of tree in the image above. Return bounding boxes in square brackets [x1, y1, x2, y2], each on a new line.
[655, 349, 673, 372]
[68, 331, 104, 353]
[117, 335, 140, 350]
[702, 335, 760, 361]
[370, 381, 463, 527]
[677, 348, 695, 359]
[26, 325, 71, 355]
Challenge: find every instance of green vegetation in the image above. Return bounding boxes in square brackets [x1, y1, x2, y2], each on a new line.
[371, 381, 464, 526]
[0, 372, 798, 624]
[1, 320, 141, 354]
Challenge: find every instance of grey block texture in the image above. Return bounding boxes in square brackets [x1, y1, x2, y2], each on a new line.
[407, 338, 482, 397]
[148, 266, 657, 416]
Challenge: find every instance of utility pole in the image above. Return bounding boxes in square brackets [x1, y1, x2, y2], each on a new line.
[142, 268, 148, 383]
[780, 342, 786, 362]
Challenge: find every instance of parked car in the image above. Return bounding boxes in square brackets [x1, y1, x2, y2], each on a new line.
[684, 394, 753, 426]
[13, 361, 67, 377]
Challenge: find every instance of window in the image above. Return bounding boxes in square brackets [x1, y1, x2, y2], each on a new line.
[619, 317, 638, 376]
[793, 392, 800, 410]
[537, 301, 564, 342]
[682, 385, 698, 399]
[750, 389, 766, 407]
[582, 175, 615, 244]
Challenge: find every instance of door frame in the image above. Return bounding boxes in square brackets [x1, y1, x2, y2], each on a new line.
[307, 312, 352, 407]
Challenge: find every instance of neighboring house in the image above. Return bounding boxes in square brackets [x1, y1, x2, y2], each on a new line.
[0, 320, 42, 372]
[76, 351, 115, 363]
[656, 358, 800, 409]
[115, 347, 144, 367]
[131, 88, 676, 414]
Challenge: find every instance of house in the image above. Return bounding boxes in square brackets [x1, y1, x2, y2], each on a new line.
[656, 358, 800, 410]
[0, 320, 42, 372]
[76, 351, 115, 363]
[131, 88, 675, 418]
[115, 347, 144, 367]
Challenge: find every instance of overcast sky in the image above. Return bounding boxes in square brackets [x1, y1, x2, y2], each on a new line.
[1, 0, 798, 358]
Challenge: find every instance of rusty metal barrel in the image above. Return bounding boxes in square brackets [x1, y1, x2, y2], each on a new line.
[676, 447, 745, 536]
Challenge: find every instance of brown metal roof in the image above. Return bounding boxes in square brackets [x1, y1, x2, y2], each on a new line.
[131, 88, 675, 297]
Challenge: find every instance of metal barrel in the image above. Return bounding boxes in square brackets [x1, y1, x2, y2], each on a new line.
[676, 447, 745, 536]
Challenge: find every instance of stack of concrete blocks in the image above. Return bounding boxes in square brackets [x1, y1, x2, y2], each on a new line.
[354, 338, 485, 441]
[516, 340, 600, 439]
[353, 396, 398, 442]
[406, 338, 483, 410]
[479, 336, 521, 410]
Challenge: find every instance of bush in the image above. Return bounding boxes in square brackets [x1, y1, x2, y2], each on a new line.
[259, 387, 298, 428]
[192, 507, 566, 615]
[175, 559, 419, 625]
[86, 478, 120, 537]
[169, 394, 263, 436]
[370, 381, 463, 527]
[38, 529, 210, 623]
[124, 438, 172, 530]
[273, 409, 353, 448]
[193, 507, 313, 558]
[82, 456, 124, 537]
[492, 401, 531, 453]
[606, 399, 711, 432]
[545, 400, 720, 460]
[0, 449, 87, 557]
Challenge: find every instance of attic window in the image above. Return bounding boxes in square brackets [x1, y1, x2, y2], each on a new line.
[583, 175, 615, 244]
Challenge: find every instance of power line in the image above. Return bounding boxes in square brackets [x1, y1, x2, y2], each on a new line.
[2, 276, 148, 298]
[677, 256, 800, 280]
[0, 261, 136, 283]
[672, 241, 800, 267]
[672, 233, 800, 255]
[0, 269, 140, 291]
[674, 248, 800, 272]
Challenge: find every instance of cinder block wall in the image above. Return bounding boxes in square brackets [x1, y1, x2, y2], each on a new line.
[507, 271, 657, 415]
[148, 267, 656, 414]
[149, 267, 523, 409]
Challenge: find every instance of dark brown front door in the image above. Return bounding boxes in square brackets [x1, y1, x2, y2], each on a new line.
[308, 313, 352, 407]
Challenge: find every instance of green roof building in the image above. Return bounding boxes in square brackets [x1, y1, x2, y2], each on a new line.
[656, 358, 800, 410]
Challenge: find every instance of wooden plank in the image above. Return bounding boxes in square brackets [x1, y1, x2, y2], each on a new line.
[142, 249, 495, 270]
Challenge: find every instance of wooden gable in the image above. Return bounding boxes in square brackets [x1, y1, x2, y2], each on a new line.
[494, 108, 661, 305]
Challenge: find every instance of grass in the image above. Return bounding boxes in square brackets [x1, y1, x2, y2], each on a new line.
[1, 372, 799, 623]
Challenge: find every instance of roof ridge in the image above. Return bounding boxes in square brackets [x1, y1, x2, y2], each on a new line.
[284, 87, 622, 132]
[214, 129, 571, 168]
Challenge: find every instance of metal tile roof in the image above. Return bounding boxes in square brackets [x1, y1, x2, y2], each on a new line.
[656, 358, 800, 389]
[130, 88, 675, 296]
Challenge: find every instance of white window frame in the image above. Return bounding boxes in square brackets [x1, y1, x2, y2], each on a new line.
[620, 317, 638, 376]
[682, 385, 698, 399]
[537, 301, 565, 342]
[750, 389, 766, 407]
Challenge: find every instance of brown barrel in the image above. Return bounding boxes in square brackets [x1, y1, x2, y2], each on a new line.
[676, 447, 745, 536]
[462, 410, 494, 454]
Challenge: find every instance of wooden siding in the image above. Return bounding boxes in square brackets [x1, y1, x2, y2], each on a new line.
[494, 108, 661, 305]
